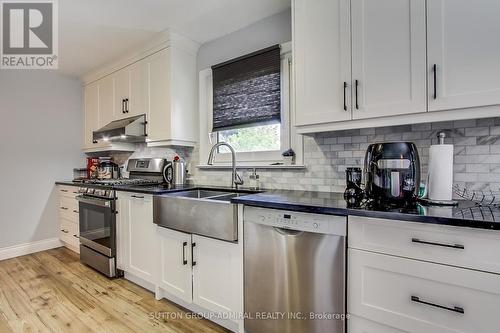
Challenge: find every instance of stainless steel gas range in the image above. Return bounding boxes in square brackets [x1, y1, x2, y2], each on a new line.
[76, 158, 168, 277]
[77, 186, 119, 277]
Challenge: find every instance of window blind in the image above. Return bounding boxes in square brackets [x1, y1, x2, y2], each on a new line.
[211, 45, 281, 132]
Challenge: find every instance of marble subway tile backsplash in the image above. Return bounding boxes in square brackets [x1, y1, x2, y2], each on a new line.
[192, 117, 500, 193]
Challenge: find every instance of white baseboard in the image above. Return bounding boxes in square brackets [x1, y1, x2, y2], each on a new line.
[0, 237, 63, 261]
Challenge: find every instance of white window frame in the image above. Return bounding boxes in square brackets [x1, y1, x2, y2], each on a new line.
[198, 42, 303, 167]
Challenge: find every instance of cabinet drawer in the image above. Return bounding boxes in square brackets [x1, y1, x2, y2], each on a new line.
[59, 196, 79, 222]
[60, 219, 79, 248]
[348, 249, 500, 333]
[348, 315, 406, 333]
[58, 185, 79, 198]
[348, 216, 500, 273]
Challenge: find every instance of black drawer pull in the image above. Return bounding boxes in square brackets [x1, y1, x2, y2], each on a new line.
[73, 210, 78, 213]
[60, 207, 68, 210]
[343, 81, 347, 111]
[60, 229, 69, 234]
[412, 238, 464, 250]
[432, 64, 437, 99]
[191, 242, 197, 266]
[355, 80, 359, 109]
[60, 189, 68, 193]
[182, 242, 188, 265]
[411, 296, 464, 314]
[131, 195, 144, 199]
[73, 234, 79, 239]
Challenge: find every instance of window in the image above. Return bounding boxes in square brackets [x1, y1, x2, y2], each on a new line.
[199, 42, 303, 167]
[217, 123, 281, 153]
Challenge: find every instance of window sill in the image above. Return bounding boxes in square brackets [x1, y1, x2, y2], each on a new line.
[196, 164, 307, 170]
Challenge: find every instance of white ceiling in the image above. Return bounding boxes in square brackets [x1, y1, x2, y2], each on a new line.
[58, 0, 290, 77]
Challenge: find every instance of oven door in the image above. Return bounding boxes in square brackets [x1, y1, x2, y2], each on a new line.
[77, 195, 116, 257]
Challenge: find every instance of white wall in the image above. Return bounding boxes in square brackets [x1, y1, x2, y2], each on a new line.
[197, 9, 291, 71]
[0, 71, 83, 249]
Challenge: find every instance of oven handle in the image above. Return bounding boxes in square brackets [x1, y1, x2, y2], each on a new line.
[76, 195, 113, 208]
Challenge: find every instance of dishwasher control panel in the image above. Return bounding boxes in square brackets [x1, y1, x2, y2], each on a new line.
[244, 206, 346, 235]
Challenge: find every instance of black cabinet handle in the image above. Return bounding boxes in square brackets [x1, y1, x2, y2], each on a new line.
[92, 140, 98, 144]
[73, 234, 79, 239]
[122, 99, 126, 113]
[355, 80, 359, 110]
[343, 82, 347, 111]
[60, 207, 68, 210]
[60, 189, 68, 193]
[191, 242, 197, 266]
[125, 98, 129, 113]
[411, 296, 464, 314]
[182, 242, 188, 265]
[433, 64, 437, 99]
[412, 238, 464, 250]
[130, 195, 144, 199]
[73, 210, 78, 213]
[60, 229, 69, 233]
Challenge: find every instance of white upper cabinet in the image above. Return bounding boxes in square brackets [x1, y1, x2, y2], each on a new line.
[113, 68, 130, 118]
[144, 49, 172, 143]
[97, 75, 115, 127]
[112, 63, 146, 118]
[144, 47, 197, 147]
[293, 0, 500, 133]
[293, 0, 351, 126]
[351, 0, 426, 119]
[83, 82, 99, 148]
[81, 31, 198, 151]
[427, 0, 500, 112]
[128, 61, 147, 118]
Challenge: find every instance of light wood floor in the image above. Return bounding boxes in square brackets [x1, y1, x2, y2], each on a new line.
[0, 247, 229, 333]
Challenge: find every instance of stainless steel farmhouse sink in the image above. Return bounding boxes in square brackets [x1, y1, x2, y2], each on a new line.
[153, 188, 258, 242]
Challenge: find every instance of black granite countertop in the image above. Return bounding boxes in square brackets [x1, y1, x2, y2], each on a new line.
[57, 181, 500, 230]
[55, 181, 197, 194]
[55, 181, 259, 195]
[231, 190, 500, 230]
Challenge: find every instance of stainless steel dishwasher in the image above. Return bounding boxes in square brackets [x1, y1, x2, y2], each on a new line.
[244, 206, 346, 333]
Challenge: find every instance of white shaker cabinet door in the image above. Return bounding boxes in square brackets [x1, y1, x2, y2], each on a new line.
[83, 82, 99, 148]
[351, 0, 426, 119]
[113, 67, 130, 118]
[97, 75, 115, 127]
[192, 235, 242, 322]
[156, 227, 193, 304]
[119, 193, 157, 284]
[428, 0, 500, 111]
[293, 0, 352, 125]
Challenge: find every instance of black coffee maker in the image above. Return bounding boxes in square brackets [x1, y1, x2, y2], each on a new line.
[364, 142, 420, 206]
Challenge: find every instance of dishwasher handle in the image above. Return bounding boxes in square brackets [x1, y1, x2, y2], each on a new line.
[273, 227, 304, 236]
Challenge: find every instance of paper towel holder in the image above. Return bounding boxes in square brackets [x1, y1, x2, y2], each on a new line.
[418, 131, 458, 206]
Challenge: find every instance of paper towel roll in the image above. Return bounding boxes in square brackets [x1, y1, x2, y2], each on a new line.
[428, 144, 454, 201]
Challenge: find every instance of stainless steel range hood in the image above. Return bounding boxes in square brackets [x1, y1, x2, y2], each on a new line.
[93, 114, 147, 143]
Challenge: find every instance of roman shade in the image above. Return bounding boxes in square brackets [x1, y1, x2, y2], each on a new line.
[211, 45, 281, 132]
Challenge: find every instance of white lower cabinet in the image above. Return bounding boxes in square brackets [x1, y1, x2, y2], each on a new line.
[115, 193, 242, 331]
[156, 227, 193, 304]
[348, 248, 500, 333]
[116, 192, 157, 284]
[192, 235, 241, 316]
[57, 185, 80, 253]
[155, 227, 242, 325]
